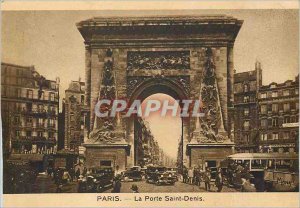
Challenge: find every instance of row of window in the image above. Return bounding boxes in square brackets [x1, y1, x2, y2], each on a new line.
[237, 131, 297, 144]
[2, 101, 58, 114]
[262, 147, 295, 154]
[1, 86, 57, 101]
[260, 88, 298, 99]
[67, 94, 85, 104]
[1, 66, 32, 77]
[235, 95, 257, 103]
[260, 102, 299, 114]
[15, 130, 56, 138]
[242, 115, 299, 130]
[260, 116, 299, 128]
[14, 116, 57, 126]
[234, 81, 257, 94]
[260, 131, 297, 141]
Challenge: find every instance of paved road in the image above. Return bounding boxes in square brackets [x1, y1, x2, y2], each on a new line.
[32, 173, 78, 193]
[32, 174, 236, 193]
[104, 180, 236, 193]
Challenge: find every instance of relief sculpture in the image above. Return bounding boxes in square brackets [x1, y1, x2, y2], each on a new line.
[88, 49, 122, 144]
[127, 51, 190, 70]
[197, 48, 226, 143]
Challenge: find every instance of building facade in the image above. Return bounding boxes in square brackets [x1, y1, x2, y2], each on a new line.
[258, 76, 299, 153]
[234, 62, 299, 154]
[134, 117, 160, 167]
[1, 62, 59, 156]
[233, 62, 262, 152]
[63, 79, 89, 152]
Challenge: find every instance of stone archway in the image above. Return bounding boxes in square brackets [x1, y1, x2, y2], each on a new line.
[78, 15, 243, 171]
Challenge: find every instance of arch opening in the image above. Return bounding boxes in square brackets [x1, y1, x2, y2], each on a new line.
[129, 78, 188, 168]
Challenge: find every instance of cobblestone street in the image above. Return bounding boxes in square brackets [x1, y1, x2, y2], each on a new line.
[32, 174, 237, 193]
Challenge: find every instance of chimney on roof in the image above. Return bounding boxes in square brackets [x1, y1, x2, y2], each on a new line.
[30, 65, 35, 71]
[255, 60, 263, 88]
[255, 60, 261, 71]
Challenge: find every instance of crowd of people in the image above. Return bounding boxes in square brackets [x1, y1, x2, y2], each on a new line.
[182, 161, 256, 192]
[182, 166, 223, 192]
[47, 165, 88, 192]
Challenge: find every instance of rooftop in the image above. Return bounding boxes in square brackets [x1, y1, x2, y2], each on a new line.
[1, 62, 59, 90]
[66, 80, 85, 93]
[260, 75, 299, 90]
[77, 15, 243, 26]
[77, 15, 243, 43]
[234, 70, 258, 83]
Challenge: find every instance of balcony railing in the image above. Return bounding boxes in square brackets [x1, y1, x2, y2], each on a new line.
[47, 124, 56, 129]
[20, 109, 57, 117]
[11, 136, 56, 144]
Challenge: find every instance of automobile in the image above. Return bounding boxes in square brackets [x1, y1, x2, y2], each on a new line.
[140, 167, 147, 179]
[130, 166, 141, 171]
[166, 167, 179, 181]
[157, 171, 177, 185]
[146, 166, 176, 185]
[122, 169, 143, 182]
[79, 167, 114, 193]
[210, 167, 218, 180]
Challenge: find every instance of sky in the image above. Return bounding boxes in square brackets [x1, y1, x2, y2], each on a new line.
[142, 94, 181, 159]
[2, 10, 299, 159]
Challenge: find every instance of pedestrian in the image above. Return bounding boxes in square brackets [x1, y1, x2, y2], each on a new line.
[54, 168, 63, 185]
[55, 168, 64, 193]
[183, 167, 188, 183]
[47, 166, 53, 177]
[114, 165, 121, 177]
[112, 174, 122, 193]
[194, 168, 200, 186]
[215, 169, 223, 192]
[69, 167, 75, 182]
[188, 167, 194, 185]
[77, 178, 84, 193]
[62, 169, 71, 184]
[204, 167, 211, 191]
[241, 178, 256, 192]
[75, 168, 81, 180]
[82, 167, 87, 176]
[234, 169, 243, 190]
[131, 184, 139, 193]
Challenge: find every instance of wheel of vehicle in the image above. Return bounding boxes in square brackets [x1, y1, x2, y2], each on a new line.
[156, 181, 161, 186]
[96, 184, 103, 193]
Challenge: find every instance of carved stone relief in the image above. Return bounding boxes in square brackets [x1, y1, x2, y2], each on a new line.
[88, 49, 122, 144]
[127, 51, 190, 70]
[194, 48, 227, 143]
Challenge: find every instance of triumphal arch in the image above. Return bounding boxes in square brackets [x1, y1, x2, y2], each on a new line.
[77, 15, 243, 170]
